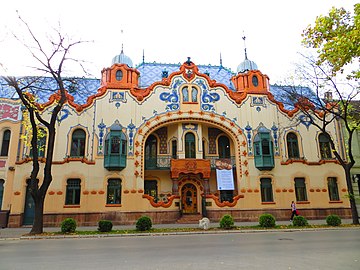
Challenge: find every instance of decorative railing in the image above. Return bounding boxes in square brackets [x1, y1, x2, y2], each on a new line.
[204, 156, 236, 169]
[145, 156, 173, 170]
[144, 155, 236, 170]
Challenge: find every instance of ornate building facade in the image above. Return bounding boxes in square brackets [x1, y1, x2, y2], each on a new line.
[0, 51, 352, 227]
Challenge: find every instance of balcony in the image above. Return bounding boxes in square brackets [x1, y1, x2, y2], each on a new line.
[145, 155, 236, 170]
[145, 156, 172, 170]
[104, 153, 127, 171]
[170, 158, 211, 179]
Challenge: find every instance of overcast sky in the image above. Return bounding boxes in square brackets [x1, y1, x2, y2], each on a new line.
[0, 0, 357, 83]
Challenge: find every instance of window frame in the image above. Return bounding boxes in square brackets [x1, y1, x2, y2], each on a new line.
[218, 135, 231, 159]
[294, 177, 308, 201]
[70, 129, 86, 157]
[106, 178, 122, 204]
[185, 132, 196, 158]
[327, 177, 340, 201]
[0, 179, 4, 210]
[319, 133, 332, 159]
[1, 129, 11, 156]
[286, 132, 300, 159]
[260, 178, 274, 202]
[144, 180, 158, 202]
[65, 179, 81, 205]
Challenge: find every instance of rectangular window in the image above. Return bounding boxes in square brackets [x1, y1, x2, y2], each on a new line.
[328, 177, 340, 201]
[220, 190, 234, 203]
[294, 178, 308, 201]
[260, 178, 273, 202]
[107, 179, 121, 204]
[172, 140, 177, 159]
[145, 180, 158, 202]
[65, 179, 81, 205]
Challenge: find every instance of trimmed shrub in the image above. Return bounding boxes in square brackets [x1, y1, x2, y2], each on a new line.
[98, 220, 113, 232]
[136, 216, 152, 231]
[61, 218, 77, 233]
[292, 216, 308, 226]
[258, 214, 276, 228]
[326, 214, 342, 226]
[219, 214, 234, 229]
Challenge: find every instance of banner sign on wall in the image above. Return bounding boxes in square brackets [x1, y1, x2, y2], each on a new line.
[215, 159, 234, 190]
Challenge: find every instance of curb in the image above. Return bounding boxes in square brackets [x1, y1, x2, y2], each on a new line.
[9, 226, 359, 241]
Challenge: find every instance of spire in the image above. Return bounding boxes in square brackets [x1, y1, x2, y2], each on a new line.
[142, 49, 145, 63]
[220, 52, 223, 66]
[242, 32, 248, 60]
[120, 29, 124, 53]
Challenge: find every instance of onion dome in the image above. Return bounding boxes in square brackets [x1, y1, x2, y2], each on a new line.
[236, 57, 258, 73]
[237, 35, 258, 73]
[111, 45, 133, 67]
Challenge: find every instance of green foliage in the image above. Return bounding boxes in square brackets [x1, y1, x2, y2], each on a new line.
[292, 216, 309, 227]
[60, 218, 77, 233]
[326, 214, 342, 226]
[302, 4, 360, 78]
[219, 214, 234, 229]
[136, 216, 152, 231]
[98, 220, 113, 232]
[258, 214, 276, 228]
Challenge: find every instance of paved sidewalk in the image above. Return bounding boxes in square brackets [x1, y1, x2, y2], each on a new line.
[0, 219, 357, 240]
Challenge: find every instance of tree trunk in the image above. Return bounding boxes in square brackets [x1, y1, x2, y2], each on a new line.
[345, 167, 359, 224]
[29, 194, 44, 234]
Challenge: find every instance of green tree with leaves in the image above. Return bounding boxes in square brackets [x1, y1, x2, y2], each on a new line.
[284, 4, 359, 224]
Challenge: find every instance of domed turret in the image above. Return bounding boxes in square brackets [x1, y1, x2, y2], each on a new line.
[237, 58, 258, 73]
[111, 45, 133, 67]
[237, 35, 258, 73]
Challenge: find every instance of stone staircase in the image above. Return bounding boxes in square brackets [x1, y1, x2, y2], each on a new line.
[176, 213, 203, 224]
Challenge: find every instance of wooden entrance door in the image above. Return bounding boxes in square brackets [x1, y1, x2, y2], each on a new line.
[181, 183, 197, 214]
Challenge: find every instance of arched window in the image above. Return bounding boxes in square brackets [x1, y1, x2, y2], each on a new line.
[191, 87, 198, 102]
[287, 132, 300, 159]
[0, 179, 4, 210]
[30, 128, 47, 158]
[182, 87, 189, 102]
[218, 135, 230, 158]
[107, 178, 121, 204]
[319, 133, 331, 159]
[65, 179, 81, 205]
[70, 129, 86, 157]
[260, 178, 273, 202]
[115, 70, 123, 81]
[252, 75, 259, 87]
[1, 130, 11, 156]
[145, 135, 157, 169]
[185, 132, 196, 158]
[327, 177, 339, 201]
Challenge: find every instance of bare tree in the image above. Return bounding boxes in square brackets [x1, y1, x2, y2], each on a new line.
[278, 54, 359, 224]
[3, 14, 89, 234]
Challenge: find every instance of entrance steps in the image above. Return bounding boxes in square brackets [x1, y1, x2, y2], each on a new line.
[176, 213, 203, 224]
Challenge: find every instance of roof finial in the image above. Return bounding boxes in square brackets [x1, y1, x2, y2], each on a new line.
[121, 30, 124, 53]
[242, 31, 248, 60]
[220, 52, 223, 66]
[142, 49, 145, 63]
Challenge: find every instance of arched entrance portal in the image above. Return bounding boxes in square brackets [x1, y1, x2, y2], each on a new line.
[181, 183, 198, 214]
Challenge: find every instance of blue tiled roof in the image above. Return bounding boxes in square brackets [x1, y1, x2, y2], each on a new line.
[136, 62, 236, 90]
[0, 76, 101, 105]
[0, 63, 316, 109]
[270, 84, 321, 110]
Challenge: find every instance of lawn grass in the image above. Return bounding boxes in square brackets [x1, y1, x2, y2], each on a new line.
[37, 223, 360, 236]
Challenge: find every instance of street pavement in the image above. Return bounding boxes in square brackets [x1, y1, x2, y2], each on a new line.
[0, 219, 357, 240]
